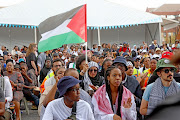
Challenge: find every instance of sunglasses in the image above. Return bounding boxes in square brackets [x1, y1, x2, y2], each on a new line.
[135, 59, 140, 62]
[162, 68, 175, 73]
[89, 69, 98, 72]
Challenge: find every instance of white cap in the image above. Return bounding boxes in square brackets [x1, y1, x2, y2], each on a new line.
[142, 49, 147, 53]
[153, 54, 160, 58]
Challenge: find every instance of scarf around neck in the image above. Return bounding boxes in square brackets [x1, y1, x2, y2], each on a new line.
[93, 84, 133, 119]
[147, 77, 180, 115]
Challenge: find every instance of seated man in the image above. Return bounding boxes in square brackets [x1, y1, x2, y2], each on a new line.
[20, 63, 39, 107]
[39, 68, 92, 120]
[40, 59, 62, 93]
[140, 58, 180, 115]
[42, 76, 94, 120]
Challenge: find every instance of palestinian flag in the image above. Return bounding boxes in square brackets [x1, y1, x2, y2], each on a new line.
[38, 4, 87, 52]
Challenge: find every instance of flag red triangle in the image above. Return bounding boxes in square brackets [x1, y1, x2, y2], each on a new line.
[67, 4, 87, 42]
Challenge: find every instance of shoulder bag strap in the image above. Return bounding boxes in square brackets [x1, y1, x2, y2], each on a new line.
[71, 101, 77, 115]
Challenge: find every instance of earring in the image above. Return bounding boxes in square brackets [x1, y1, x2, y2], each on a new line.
[108, 80, 110, 85]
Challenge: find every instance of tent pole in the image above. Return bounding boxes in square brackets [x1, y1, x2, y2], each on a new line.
[98, 27, 101, 45]
[159, 23, 162, 45]
[34, 27, 37, 44]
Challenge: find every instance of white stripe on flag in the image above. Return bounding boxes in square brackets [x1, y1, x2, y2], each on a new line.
[40, 19, 72, 41]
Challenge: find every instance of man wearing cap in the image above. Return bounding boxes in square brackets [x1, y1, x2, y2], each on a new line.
[52, 53, 60, 61]
[42, 76, 94, 120]
[97, 45, 103, 55]
[155, 48, 162, 58]
[113, 56, 142, 99]
[118, 42, 130, 53]
[147, 51, 180, 85]
[140, 58, 180, 115]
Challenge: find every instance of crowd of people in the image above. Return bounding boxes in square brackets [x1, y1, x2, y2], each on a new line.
[0, 39, 180, 120]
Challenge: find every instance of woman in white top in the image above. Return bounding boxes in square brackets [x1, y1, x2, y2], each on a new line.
[0, 62, 13, 120]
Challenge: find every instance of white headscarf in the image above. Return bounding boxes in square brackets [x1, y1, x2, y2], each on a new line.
[132, 45, 137, 52]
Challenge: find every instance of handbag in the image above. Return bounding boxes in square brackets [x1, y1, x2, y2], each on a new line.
[67, 102, 77, 120]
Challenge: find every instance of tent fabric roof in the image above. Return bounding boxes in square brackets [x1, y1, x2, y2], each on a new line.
[0, 0, 162, 29]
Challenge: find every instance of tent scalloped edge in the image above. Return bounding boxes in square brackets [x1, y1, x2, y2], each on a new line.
[0, 23, 38, 29]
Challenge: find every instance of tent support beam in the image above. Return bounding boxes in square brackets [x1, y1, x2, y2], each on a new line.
[34, 27, 37, 44]
[159, 23, 162, 45]
[98, 28, 101, 45]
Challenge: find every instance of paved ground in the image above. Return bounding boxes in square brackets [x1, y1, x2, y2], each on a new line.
[21, 101, 40, 120]
[21, 109, 39, 120]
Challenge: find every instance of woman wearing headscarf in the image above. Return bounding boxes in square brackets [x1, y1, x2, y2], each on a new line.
[83, 61, 104, 92]
[92, 66, 136, 120]
[42, 76, 94, 120]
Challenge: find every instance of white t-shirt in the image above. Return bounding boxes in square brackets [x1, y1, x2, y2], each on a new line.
[0, 76, 13, 108]
[0, 50, 3, 56]
[42, 98, 95, 120]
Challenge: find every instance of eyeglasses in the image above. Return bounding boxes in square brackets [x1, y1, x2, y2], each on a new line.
[68, 88, 80, 93]
[162, 68, 175, 73]
[8, 55, 12, 56]
[89, 69, 98, 72]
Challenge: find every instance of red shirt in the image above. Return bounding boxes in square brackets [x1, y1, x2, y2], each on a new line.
[119, 47, 130, 53]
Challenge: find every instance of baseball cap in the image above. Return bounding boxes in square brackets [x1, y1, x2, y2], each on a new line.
[161, 52, 173, 59]
[155, 48, 161, 52]
[19, 58, 25, 63]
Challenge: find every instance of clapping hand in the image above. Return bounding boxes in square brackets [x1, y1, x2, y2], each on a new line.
[123, 97, 132, 108]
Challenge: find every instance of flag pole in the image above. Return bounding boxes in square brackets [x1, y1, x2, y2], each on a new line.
[85, 4, 88, 64]
[85, 42, 87, 63]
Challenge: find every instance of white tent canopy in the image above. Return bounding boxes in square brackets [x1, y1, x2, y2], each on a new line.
[0, 0, 162, 27]
[0, 0, 163, 50]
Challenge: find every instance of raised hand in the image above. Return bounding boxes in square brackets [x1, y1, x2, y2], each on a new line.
[113, 114, 121, 120]
[123, 97, 132, 108]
